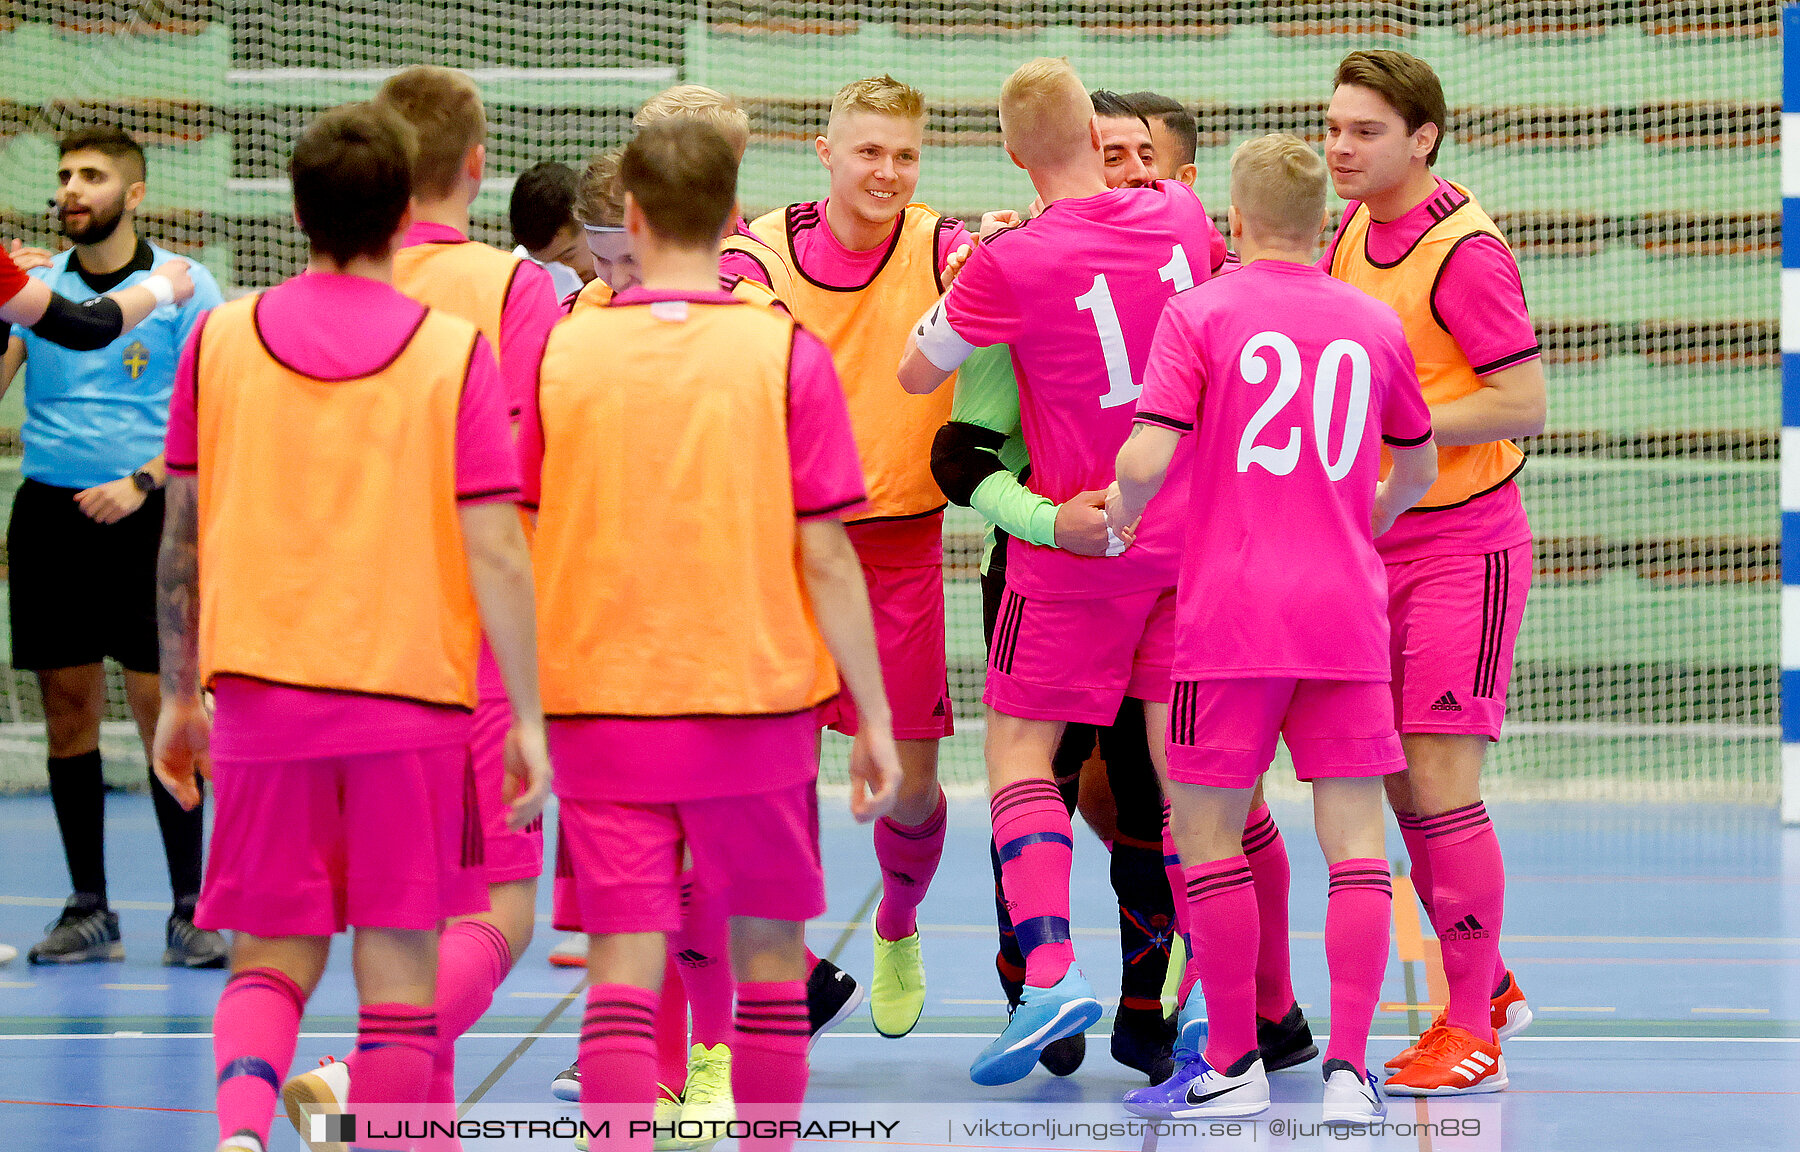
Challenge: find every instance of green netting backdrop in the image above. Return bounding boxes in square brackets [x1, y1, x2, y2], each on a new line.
[0, 2, 1777, 802]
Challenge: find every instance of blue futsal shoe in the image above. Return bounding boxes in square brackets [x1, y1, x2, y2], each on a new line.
[1122, 1014, 1206, 1113]
[969, 969, 1103, 1086]
[1121, 1048, 1269, 1119]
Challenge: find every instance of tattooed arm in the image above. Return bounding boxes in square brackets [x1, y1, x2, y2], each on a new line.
[151, 474, 210, 810]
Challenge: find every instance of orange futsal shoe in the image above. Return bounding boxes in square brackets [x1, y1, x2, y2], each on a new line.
[1384, 970, 1531, 1069]
[1383, 1025, 1507, 1096]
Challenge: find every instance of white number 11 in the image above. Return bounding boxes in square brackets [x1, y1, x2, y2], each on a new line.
[1078, 244, 1193, 409]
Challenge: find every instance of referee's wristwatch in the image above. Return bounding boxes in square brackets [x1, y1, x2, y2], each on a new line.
[130, 468, 160, 494]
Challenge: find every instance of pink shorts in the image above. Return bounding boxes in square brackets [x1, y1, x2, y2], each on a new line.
[551, 778, 825, 935]
[196, 745, 488, 936]
[470, 695, 545, 885]
[1386, 542, 1533, 740]
[984, 585, 1176, 725]
[821, 555, 953, 741]
[1165, 678, 1406, 789]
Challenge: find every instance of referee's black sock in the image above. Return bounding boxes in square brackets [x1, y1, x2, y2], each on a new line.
[47, 750, 107, 905]
[147, 759, 205, 905]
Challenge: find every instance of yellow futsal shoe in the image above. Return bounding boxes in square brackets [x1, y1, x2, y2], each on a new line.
[870, 927, 926, 1037]
[650, 1080, 687, 1151]
[676, 1043, 735, 1150]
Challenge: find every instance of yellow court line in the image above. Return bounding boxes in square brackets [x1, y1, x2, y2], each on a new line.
[1538, 1006, 1617, 1012]
[1391, 872, 1449, 1007]
[1692, 1007, 1771, 1014]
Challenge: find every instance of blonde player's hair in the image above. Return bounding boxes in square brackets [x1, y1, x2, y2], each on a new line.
[634, 85, 751, 159]
[998, 57, 1094, 169]
[575, 149, 626, 228]
[373, 65, 485, 200]
[827, 74, 926, 133]
[1229, 133, 1329, 247]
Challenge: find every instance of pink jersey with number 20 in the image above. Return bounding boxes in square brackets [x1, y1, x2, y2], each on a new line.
[944, 181, 1228, 599]
[1136, 259, 1433, 680]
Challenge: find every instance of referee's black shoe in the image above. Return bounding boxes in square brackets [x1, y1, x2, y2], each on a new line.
[806, 956, 865, 1051]
[28, 893, 123, 964]
[164, 897, 228, 968]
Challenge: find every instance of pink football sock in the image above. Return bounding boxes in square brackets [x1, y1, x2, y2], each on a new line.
[1398, 808, 1511, 998]
[873, 789, 948, 942]
[990, 778, 1076, 988]
[348, 1003, 438, 1149]
[671, 875, 736, 1049]
[1419, 802, 1506, 1038]
[579, 984, 658, 1151]
[1323, 858, 1393, 1078]
[213, 967, 306, 1147]
[1394, 811, 1440, 929]
[1242, 805, 1295, 1021]
[653, 956, 690, 1093]
[1184, 856, 1259, 1070]
[424, 918, 515, 1104]
[733, 981, 809, 1152]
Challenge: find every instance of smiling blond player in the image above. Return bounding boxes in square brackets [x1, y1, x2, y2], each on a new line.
[748, 75, 971, 1042]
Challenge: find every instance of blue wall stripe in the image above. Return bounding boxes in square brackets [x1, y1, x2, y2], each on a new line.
[1788, 4, 1800, 112]
[1785, 357, 1800, 426]
[1784, 670, 1800, 744]
[1785, 4, 1796, 787]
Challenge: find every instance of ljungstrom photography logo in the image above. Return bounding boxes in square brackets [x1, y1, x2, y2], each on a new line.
[309, 1113, 356, 1143]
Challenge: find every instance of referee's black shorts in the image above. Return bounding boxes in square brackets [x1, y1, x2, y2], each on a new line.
[7, 477, 163, 674]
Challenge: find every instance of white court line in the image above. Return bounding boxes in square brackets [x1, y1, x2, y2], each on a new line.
[2, 1032, 1796, 1044]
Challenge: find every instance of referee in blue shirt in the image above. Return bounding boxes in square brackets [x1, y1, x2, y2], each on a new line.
[1, 126, 226, 967]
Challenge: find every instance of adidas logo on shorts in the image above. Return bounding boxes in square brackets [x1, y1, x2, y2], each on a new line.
[1430, 691, 1463, 712]
[676, 948, 718, 969]
[1440, 914, 1490, 942]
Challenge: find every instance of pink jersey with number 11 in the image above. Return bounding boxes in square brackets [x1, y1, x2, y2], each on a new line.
[1136, 258, 1433, 681]
[944, 180, 1228, 600]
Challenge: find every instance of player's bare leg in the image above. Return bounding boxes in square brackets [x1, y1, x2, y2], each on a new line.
[1387, 734, 1513, 996]
[729, 917, 810, 1152]
[573, 932, 666, 1149]
[971, 710, 1102, 1086]
[868, 736, 947, 1038]
[1309, 776, 1395, 1116]
[1147, 774, 1271, 1115]
[1384, 732, 1514, 1095]
[216, 933, 327, 1152]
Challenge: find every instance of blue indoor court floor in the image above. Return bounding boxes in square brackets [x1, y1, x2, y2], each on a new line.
[1, 791, 1796, 1151]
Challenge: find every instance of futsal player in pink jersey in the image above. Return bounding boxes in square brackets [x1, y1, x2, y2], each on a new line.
[277, 68, 562, 1142]
[152, 103, 550, 1152]
[748, 75, 972, 1043]
[1324, 50, 1545, 1095]
[523, 118, 900, 1152]
[898, 57, 1227, 1086]
[1112, 133, 1437, 1122]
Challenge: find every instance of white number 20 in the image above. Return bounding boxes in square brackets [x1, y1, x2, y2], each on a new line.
[1235, 332, 1371, 481]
